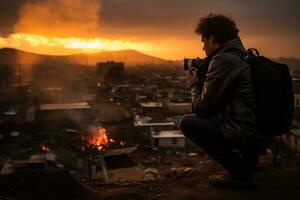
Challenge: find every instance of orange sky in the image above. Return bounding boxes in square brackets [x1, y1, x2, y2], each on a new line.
[0, 33, 205, 59]
[0, 0, 299, 60]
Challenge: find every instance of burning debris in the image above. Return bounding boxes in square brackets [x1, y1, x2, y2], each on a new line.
[78, 125, 140, 183]
[41, 145, 51, 152]
[81, 125, 127, 151]
[82, 126, 113, 151]
[86, 127, 109, 151]
[120, 141, 126, 146]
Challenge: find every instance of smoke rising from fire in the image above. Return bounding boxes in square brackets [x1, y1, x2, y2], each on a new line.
[14, 0, 102, 38]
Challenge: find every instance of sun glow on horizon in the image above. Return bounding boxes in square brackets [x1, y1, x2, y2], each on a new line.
[0, 33, 161, 55]
[0, 33, 208, 60]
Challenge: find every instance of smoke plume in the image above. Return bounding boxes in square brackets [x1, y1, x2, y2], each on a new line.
[14, 0, 102, 37]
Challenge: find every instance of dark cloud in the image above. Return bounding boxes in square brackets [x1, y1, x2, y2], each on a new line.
[100, 0, 300, 37]
[13, 0, 102, 37]
[1, 0, 299, 37]
[0, 0, 24, 35]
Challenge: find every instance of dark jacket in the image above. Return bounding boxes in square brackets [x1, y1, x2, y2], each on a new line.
[191, 37, 260, 147]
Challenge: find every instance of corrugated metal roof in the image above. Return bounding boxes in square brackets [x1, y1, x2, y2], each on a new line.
[291, 129, 300, 136]
[103, 146, 137, 157]
[134, 121, 175, 127]
[40, 102, 90, 110]
[152, 130, 185, 138]
[140, 102, 163, 108]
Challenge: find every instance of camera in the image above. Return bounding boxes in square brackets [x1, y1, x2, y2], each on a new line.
[184, 58, 209, 82]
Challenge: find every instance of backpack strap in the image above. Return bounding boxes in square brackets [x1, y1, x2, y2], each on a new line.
[223, 48, 248, 60]
[224, 48, 260, 61]
[247, 48, 260, 57]
[272, 139, 279, 166]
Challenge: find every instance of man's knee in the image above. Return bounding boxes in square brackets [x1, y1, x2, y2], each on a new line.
[179, 114, 195, 134]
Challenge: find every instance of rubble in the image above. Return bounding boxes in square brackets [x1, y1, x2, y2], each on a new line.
[9, 131, 20, 137]
[188, 153, 199, 157]
[30, 153, 56, 162]
[170, 167, 195, 177]
[143, 168, 159, 181]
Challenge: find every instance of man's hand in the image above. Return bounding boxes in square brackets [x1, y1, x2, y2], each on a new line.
[186, 68, 199, 86]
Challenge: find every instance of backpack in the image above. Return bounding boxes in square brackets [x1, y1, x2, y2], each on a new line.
[244, 48, 294, 136]
[229, 48, 294, 166]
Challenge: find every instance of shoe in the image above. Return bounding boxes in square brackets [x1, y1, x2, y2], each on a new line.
[208, 171, 256, 189]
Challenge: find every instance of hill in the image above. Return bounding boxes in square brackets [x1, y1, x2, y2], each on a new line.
[276, 57, 300, 75]
[0, 48, 171, 67]
[0, 48, 298, 74]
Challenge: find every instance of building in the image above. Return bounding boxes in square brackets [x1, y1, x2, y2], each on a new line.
[97, 61, 124, 84]
[111, 84, 135, 102]
[167, 102, 191, 114]
[134, 85, 158, 102]
[293, 76, 300, 93]
[166, 90, 191, 114]
[295, 94, 300, 107]
[283, 129, 300, 152]
[0, 105, 25, 124]
[89, 146, 143, 182]
[139, 102, 164, 116]
[134, 115, 175, 134]
[151, 130, 186, 148]
[39, 102, 93, 123]
[0, 64, 14, 103]
[134, 118, 175, 132]
[134, 115, 176, 144]
[25, 106, 37, 123]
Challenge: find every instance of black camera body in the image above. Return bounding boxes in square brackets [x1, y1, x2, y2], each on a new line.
[184, 58, 209, 82]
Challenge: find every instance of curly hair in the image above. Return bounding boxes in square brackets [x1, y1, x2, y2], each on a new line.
[195, 13, 239, 45]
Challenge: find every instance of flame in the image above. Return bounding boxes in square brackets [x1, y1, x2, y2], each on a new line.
[42, 145, 50, 152]
[109, 138, 115, 143]
[80, 146, 86, 152]
[87, 127, 109, 150]
[120, 141, 126, 146]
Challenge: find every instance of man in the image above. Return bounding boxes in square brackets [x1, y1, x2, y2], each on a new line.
[179, 14, 260, 188]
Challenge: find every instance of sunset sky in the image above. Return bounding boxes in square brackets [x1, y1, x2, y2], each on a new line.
[0, 0, 299, 60]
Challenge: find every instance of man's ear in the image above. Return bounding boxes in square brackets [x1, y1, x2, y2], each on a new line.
[210, 35, 217, 44]
[210, 35, 220, 46]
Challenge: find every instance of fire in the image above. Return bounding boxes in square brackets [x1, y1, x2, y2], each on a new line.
[87, 127, 109, 150]
[42, 145, 50, 152]
[109, 138, 115, 143]
[81, 126, 126, 151]
[120, 141, 126, 146]
[80, 146, 86, 152]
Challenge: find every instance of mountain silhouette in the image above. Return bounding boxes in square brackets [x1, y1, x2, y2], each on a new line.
[0, 48, 171, 67]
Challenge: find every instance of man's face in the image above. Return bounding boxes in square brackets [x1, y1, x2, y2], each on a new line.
[201, 35, 217, 57]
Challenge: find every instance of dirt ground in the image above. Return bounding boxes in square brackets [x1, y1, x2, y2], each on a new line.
[89, 151, 300, 200]
[1, 150, 300, 200]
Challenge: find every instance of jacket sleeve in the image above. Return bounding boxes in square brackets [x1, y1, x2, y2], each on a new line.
[191, 55, 233, 118]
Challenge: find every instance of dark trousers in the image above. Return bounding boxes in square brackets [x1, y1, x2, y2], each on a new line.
[179, 114, 257, 180]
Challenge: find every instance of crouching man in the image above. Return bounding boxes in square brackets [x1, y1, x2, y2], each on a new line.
[179, 14, 259, 188]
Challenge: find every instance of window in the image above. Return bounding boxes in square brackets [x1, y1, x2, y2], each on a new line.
[172, 138, 177, 145]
